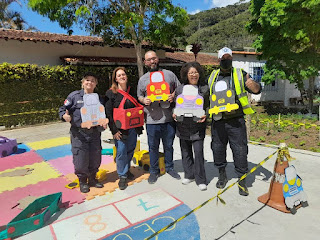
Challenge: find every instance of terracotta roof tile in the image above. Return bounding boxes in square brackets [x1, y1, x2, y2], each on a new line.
[166, 52, 219, 65]
[232, 51, 261, 55]
[0, 28, 176, 51]
[61, 56, 183, 65]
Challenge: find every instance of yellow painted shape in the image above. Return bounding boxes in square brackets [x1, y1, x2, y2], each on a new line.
[127, 112, 131, 117]
[0, 162, 61, 193]
[283, 184, 289, 192]
[226, 90, 232, 97]
[196, 98, 203, 105]
[288, 179, 295, 185]
[177, 97, 184, 104]
[218, 98, 225, 104]
[28, 137, 70, 150]
[297, 178, 301, 187]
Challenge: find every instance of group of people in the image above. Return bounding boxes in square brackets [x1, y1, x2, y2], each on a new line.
[59, 47, 261, 196]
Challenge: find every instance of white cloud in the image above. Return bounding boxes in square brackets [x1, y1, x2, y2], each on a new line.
[189, 9, 201, 15]
[210, 0, 250, 8]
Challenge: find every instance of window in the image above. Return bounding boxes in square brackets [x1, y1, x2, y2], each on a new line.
[249, 62, 265, 83]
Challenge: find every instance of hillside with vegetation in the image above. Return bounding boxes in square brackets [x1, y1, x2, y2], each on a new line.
[181, 2, 255, 52]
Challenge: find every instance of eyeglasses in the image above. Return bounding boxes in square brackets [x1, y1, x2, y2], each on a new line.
[145, 57, 158, 62]
[188, 72, 199, 76]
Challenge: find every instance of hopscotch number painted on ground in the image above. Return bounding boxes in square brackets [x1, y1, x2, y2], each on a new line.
[84, 215, 107, 233]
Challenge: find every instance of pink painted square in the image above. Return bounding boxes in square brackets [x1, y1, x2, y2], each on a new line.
[0, 177, 86, 226]
[0, 150, 43, 172]
[48, 155, 114, 176]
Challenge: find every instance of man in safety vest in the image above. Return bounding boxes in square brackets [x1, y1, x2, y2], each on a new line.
[208, 47, 261, 196]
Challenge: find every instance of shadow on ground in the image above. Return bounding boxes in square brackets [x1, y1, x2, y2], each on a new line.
[173, 159, 273, 187]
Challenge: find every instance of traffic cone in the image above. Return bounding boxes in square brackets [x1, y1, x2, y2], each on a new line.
[258, 143, 290, 213]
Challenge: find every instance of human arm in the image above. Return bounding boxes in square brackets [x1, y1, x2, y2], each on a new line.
[58, 94, 73, 122]
[245, 74, 261, 94]
[105, 90, 120, 136]
[243, 72, 261, 94]
[137, 76, 151, 105]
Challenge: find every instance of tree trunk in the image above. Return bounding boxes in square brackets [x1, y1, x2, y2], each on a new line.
[308, 76, 315, 113]
[134, 42, 144, 78]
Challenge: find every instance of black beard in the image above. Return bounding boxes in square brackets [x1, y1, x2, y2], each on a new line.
[146, 64, 159, 72]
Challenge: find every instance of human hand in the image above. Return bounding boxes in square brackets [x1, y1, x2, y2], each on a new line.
[197, 115, 206, 123]
[172, 113, 177, 122]
[113, 131, 122, 140]
[63, 110, 72, 122]
[144, 97, 151, 106]
[168, 93, 174, 103]
[245, 74, 260, 93]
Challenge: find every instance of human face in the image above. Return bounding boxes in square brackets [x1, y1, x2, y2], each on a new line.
[82, 76, 97, 94]
[115, 69, 127, 86]
[219, 54, 233, 70]
[187, 67, 199, 85]
[144, 51, 159, 71]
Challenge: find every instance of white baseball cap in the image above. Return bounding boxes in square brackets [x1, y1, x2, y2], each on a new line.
[218, 47, 232, 59]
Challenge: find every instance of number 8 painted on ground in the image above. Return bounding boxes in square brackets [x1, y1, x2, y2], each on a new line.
[84, 215, 107, 233]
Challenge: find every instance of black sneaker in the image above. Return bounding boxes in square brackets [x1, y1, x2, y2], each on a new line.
[167, 170, 181, 180]
[79, 182, 90, 193]
[119, 177, 128, 190]
[88, 178, 104, 188]
[127, 171, 135, 180]
[238, 179, 249, 196]
[148, 173, 159, 184]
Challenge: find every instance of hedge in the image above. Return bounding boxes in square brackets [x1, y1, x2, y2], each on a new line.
[0, 63, 217, 128]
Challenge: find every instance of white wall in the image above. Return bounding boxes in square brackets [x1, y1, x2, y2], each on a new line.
[0, 39, 167, 66]
[232, 53, 303, 106]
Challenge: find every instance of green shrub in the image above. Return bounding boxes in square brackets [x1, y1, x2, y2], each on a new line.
[259, 136, 266, 142]
[299, 141, 306, 146]
[249, 136, 256, 141]
[0, 63, 214, 128]
[288, 143, 296, 148]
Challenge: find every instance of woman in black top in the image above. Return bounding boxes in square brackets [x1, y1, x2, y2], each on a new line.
[173, 62, 209, 191]
[105, 67, 143, 190]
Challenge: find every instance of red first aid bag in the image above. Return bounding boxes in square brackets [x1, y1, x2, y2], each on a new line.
[113, 89, 144, 130]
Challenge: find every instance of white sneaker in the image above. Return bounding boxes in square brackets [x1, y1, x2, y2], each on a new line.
[198, 184, 207, 191]
[182, 178, 195, 185]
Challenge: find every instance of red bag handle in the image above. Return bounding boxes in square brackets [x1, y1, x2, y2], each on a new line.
[117, 88, 142, 109]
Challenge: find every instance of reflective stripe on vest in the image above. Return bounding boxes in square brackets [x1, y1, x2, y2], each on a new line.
[208, 68, 255, 115]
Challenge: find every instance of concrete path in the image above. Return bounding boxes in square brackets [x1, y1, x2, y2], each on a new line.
[1, 122, 320, 240]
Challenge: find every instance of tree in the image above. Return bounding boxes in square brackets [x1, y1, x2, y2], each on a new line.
[247, 0, 320, 112]
[190, 43, 202, 61]
[28, 0, 188, 77]
[0, 0, 35, 30]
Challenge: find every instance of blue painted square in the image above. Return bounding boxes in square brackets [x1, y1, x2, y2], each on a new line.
[36, 144, 72, 161]
[104, 204, 200, 240]
[13, 144, 31, 155]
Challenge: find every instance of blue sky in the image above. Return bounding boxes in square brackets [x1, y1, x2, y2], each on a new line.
[10, 0, 248, 36]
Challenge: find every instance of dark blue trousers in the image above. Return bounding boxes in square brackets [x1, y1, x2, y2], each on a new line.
[146, 122, 176, 174]
[211, 117, 248, 176]
[70, 127, 102, 179]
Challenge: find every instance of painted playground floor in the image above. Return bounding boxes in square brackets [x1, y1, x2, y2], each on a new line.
[0, 136, 200, 240]
[1, 122, 320, 240]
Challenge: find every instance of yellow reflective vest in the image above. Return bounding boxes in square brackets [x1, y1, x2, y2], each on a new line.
[208, 68, 255, 115]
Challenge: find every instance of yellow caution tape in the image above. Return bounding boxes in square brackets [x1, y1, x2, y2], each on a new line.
[146, 149, 279, 240]
[249, 141, 279, 149]
[0, 108, 57, 118]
